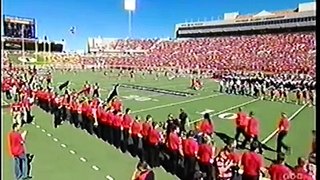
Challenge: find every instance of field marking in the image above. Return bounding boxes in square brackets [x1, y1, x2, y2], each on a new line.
[132, 93, 223, 113]
[106, 175, 114, 180]
[36, 125, 40, 128]
[29, 121, 114, 178]
[61, 144, 67, 148]
[31, 122, 35, 125]
[189, 98, 260, 124]
[261, 103, 308, 144]
[92, 165, 100, 171]
[80, 157, 87, 162]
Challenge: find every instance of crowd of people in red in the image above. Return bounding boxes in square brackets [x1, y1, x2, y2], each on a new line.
[102, 33, 315, 76]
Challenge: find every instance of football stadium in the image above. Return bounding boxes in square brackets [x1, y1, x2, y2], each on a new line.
[1, 1, 316, 180]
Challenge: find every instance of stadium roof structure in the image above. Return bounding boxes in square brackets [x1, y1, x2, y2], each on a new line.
[175, 1, 316, 29]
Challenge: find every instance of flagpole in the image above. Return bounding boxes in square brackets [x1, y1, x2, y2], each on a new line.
[128, 10, 132, 38]
[21, 25, 25, 65]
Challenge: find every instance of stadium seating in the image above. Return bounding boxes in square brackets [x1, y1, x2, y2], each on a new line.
[105, 32, 315, 75]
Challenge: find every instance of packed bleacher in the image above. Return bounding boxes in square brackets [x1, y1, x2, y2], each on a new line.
[105, 33, 315, 76]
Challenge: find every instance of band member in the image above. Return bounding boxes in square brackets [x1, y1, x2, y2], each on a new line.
[276, 112, 291, 154]
[295, 88, 302, 105]
[268, 153, 293, 180]
[302, 86, 308, 104]
[141, 115, 153, 161]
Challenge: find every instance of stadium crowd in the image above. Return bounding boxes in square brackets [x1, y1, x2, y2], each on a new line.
[104, 32, 315, 76]
[3, 66, 316, 180]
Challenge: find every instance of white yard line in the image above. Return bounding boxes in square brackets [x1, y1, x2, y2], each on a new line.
[189, 98, 260, 124]
[132, 93, 223, 113]
[261, 103, 308, 144]
[31, 121, 112, 178]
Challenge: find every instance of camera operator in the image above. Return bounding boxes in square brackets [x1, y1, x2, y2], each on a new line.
[131, 161, 155, 180]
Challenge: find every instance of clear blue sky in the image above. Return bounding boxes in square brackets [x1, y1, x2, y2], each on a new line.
[3, 0, 312, 51]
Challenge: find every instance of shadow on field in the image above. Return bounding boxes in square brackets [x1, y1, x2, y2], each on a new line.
[215, 131, 277, 153]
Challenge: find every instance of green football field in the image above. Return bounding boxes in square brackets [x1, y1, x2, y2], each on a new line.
[2, 70, 315, 180]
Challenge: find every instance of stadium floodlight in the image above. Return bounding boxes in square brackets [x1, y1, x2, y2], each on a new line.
[124, 0, 136, 38]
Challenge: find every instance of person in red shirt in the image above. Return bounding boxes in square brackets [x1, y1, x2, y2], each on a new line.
[121, 108, 133, 152]
[241, 111, 263, 154]
[197, 136, 214, 180]
[293, 157, 313, 180]
[167, 126, 181, 174]
[182, 130, 199, 180]
[111, 97, 122, 114]
[112, 112, 123, 149]
[268, 152, 293, 180]
[234, 107, 248, 148]
[8, 123, 29, 180]
[141, 115, 153, 161]
[241, 141, 266, 180]
[147, 122, 161, 168]
[130, 115, 143, 157]
[276, 112, 291, 154]
[198, 113, 214, 139]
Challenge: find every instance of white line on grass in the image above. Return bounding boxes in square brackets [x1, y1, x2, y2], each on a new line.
[53, 138, 59, 142]
[47, 133, 52, 137]
[36, 125, 40, 128]
[41, 129, 46, 132]
[92, 165, 100, 171]
[261, 103, 308, 144]
[132, 93, 223, 113]
[69, 150, 76, 154]
[31, 122, 35, 125]
[189, 98, 260, 124]
[80, 157, 87, 162]
[106, 175, 114, 180]
[61, 144, 67, 148]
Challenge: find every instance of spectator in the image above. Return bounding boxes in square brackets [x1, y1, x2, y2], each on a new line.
[241, 141, 266, 180]
[8, 122, 30, 180]
[268, 153, 293, 180]
[131, 161, 155, 180]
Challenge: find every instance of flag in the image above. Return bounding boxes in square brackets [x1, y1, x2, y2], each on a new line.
[58, 81, 69, 91]
[106, 84, 119, 103]
[124, 0, 136, 11]
[70, 26, 76, 34]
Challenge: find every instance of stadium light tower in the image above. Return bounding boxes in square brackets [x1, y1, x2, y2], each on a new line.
[124, 0, 136, 38]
